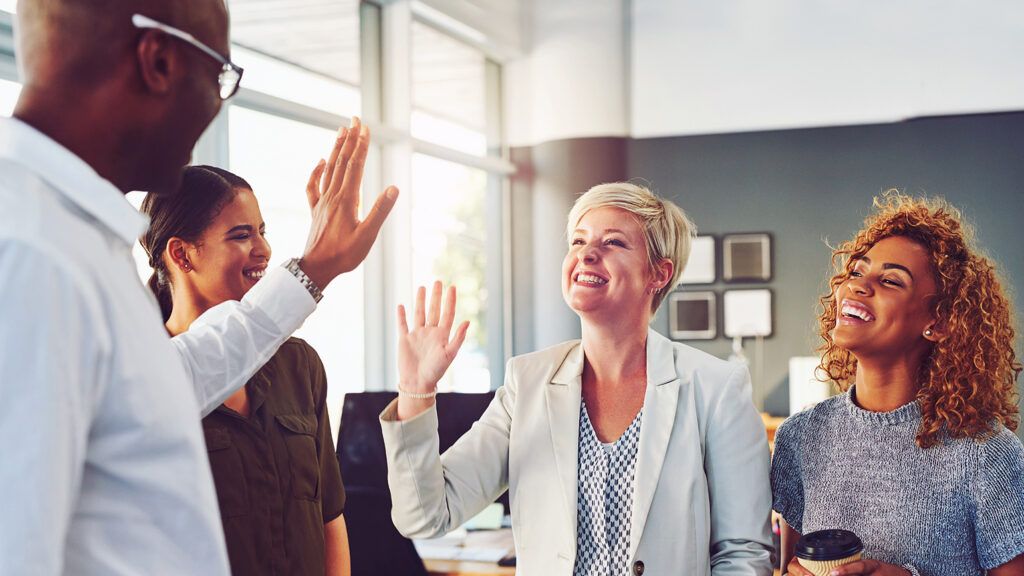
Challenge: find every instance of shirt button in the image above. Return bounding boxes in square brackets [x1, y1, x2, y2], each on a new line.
[632, 560, 645, 575]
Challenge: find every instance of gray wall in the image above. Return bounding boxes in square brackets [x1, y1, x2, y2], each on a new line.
[511, 112, 1024, 438]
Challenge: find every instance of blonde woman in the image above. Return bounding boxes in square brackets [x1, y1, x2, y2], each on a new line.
[381, 183, 773, 575]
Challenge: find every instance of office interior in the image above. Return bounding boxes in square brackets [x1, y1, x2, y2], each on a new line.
[2, 0, 1021, 573]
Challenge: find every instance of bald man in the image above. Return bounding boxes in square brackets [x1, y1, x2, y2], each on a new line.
[0, 1, 396, 574]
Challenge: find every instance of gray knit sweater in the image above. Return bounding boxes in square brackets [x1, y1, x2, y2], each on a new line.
[771, 387, 1024, 575]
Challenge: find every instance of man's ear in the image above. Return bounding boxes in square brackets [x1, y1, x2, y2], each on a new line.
[135, 30, 178, 95]
[165, 237, 192, 272]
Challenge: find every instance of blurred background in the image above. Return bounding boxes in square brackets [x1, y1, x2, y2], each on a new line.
[1, 0, 1020, 441]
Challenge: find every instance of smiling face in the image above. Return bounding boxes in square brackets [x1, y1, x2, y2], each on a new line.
[562, 206, 661, 324]
[184, 188, 270, 306]
[833, 235, 940, 361]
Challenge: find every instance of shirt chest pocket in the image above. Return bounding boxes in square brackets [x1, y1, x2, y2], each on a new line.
[275, 414, 320, 501]
[204, 428, 251, 518]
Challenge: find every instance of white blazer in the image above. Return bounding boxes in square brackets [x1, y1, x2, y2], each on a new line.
[380, 329, 773, 576]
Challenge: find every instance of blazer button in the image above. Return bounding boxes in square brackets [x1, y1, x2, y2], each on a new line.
[632, 560, 645, 575]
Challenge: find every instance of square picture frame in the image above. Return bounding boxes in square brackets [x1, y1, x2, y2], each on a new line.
[668, 291, 717, 340]
[678, 235, 716, 285]
[723, 288, 773, 338]
[723, 233, 772, 282]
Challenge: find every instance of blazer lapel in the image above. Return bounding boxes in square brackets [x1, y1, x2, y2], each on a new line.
[629, 329, 683, 558]
[545, 342, 584, 544]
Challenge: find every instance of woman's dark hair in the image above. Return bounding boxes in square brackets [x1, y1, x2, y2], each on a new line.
[140, 165, 252, 322]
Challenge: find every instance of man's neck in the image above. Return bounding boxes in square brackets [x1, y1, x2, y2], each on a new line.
[14, 89, 134, 195]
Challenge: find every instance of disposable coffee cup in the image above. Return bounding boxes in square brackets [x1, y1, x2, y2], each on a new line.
[795, 529, 864, 576]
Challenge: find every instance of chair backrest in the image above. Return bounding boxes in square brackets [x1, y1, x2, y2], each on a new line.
[336, 391, 502, 576]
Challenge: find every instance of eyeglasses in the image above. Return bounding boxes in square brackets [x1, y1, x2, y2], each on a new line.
[131, 14, 244, 100]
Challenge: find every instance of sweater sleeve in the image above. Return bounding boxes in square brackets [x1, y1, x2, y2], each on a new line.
[770, 411, 807, 534]
[973, 428, 1024, 569]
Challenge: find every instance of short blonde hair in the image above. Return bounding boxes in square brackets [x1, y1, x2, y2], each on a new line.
[566, 182, 696, 313]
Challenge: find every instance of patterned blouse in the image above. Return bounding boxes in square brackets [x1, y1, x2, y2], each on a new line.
[574, 403, 643, 576]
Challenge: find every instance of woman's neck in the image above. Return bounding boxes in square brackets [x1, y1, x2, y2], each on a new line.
[852, 356, 921, 412]
[580, 316, 649, 386]
[164, 289, 215, 337]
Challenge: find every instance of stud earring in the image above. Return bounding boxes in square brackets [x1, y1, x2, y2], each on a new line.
[924, 329, 933, 337]
[182, 262, 192, 272]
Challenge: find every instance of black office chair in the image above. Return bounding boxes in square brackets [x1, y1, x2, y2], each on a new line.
[343, 485, 427, 576]
[336, 391, 507, 576]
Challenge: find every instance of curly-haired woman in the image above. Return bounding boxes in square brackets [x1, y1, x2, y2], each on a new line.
[772, 191, 1024, 576]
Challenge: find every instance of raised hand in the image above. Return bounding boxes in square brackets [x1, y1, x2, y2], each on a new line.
[396, 282, 470, 420]
[300, 116, 399, 291]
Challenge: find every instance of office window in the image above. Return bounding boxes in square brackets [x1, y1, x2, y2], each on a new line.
[229, 106, 367, 428]
[411, 20, 488, 156]
[410, 153, 491, 392]
[228, 0, 361, 113]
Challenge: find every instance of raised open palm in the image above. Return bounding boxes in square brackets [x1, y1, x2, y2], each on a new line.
[397, 281, 470, 392]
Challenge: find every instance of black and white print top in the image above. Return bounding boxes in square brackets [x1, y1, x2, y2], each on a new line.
[573, 402, 643, 576]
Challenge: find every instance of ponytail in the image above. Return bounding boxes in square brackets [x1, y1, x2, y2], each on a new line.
[147, 270, 173, 323]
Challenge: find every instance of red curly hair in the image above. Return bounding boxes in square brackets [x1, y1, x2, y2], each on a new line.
[817, 190, 1021, 448]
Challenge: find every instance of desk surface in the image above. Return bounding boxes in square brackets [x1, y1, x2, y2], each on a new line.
[425, 558, 516, 576]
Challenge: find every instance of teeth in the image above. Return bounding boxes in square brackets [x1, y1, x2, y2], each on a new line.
[841, 302, 874, 322]
[244, 269, 265, 280]
[576, 273, 607, 285]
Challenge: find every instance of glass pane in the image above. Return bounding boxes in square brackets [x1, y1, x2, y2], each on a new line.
[411, 153, 490, 392]
[229, 105, 366, 428]
[0, 78, 21, 116]
[228, 0, 361, 113]
[412, 21, 488, 156]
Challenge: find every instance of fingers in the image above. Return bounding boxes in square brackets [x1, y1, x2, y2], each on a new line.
[339, 124, 370, 211]
[351, 186, 399, 253]
[448, 321, 470, 355]
[328, 118, 361, 199]
[427, 281, 442, 326]
[306, 159, 326, 210]
[440, 285, 456, 332]
[414, 285, 426, 327]
[397, 304, 409, 335]
[322, 125, 348, 191]
[788, 558, 813, 576]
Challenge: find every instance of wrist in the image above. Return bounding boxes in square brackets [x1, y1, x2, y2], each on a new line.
[397, 382, 438, 399]
[295, 256, 332, 293]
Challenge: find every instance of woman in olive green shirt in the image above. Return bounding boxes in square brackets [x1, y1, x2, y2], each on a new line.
[140, 163, 349, 576]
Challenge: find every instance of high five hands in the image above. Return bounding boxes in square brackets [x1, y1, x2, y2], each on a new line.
[396, 281, 470, 420]
[300, 116, 399, 291]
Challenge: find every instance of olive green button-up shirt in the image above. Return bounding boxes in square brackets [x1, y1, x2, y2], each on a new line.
[202, 338, 345, 576]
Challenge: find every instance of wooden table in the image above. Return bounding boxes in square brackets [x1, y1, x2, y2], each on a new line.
[425, 558, 516, 576]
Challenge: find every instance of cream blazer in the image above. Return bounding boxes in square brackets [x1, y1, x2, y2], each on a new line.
[380, 329, 773, 576]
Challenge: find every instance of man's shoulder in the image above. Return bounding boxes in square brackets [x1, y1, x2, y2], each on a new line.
[0, 163, 102, 250]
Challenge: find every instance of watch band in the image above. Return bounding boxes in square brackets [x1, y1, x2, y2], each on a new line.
[282, 258, 323, 303]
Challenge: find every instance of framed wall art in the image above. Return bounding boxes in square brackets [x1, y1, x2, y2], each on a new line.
[723, 233, 772, 282]
[723, 288, 773, 337]
[678, 235, 716, 285]
[668, 291, 717, 340]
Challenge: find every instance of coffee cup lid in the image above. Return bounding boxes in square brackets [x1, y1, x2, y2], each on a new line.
[795, 529, 864, 561]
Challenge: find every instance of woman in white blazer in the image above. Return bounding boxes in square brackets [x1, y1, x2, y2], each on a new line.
[381, 182, 773, 576]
